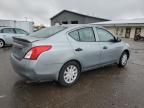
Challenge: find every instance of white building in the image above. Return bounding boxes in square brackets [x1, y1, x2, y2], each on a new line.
[0, 19, 34, 33]
[94, 18, 144, 39]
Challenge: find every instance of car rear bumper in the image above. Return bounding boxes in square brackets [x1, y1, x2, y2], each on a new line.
[10, 54, 62, 82]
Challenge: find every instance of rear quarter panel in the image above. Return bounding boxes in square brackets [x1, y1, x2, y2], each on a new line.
[33, 41, 74, 78]
[32, 31, 76, 72]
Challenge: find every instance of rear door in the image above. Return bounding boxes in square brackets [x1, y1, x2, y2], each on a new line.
[95, 27, 121, 64]
[1, 28, 16, 44]
[68, 27, 101, 69]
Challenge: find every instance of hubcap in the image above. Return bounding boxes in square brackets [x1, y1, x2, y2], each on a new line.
[121, 54, 128, 65]
[0, 40, 4, 48]
[64, 65, 78, 84]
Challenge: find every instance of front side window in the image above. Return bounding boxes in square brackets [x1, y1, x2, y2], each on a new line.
[97, 28, 114, 42]
[15, 28, 28, 34]
[2, 28, 15, 34]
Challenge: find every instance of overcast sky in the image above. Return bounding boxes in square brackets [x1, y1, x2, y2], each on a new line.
[0, 0, 144, 26]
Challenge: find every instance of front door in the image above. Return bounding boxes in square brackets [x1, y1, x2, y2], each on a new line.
[125, 28, 131, 38]
[1, 28, 16, 44]
[96, 28, 122, 64]
[68, 27, 101, 68]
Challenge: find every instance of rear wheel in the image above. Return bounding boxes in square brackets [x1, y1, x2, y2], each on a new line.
[58, 61, 81, 86]
[118, 52, 128, 67]
[0, 39, 4, 48]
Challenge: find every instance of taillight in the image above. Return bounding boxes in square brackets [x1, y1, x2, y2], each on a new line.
[24, 45, 52, 60]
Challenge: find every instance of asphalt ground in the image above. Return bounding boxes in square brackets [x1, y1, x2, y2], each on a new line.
[0, 39, 144, 108]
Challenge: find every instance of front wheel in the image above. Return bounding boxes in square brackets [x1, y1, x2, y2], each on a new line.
[0, 39, 4, 48]
[58, 61, 81, 87]
[118, 52, 128, 67]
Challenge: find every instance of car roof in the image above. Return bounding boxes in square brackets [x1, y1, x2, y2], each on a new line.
[60, 24, 103, 27]
[54, 24, 105, 30]
[0, 27, 24, 30]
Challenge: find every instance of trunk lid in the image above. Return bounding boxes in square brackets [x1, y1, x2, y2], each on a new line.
[12, 36, 43, 60]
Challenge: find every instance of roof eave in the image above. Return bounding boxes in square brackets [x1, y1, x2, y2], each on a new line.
[50, 10, 110, 21]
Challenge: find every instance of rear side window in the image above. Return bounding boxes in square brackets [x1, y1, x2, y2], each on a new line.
[15, 28, 28, 34]
[30, 26, 67, 38]
[1, 28, 15, 34]
[79, 27, 95, 42]
[69, 27, 95, 42]
[69, 30, 79, 41]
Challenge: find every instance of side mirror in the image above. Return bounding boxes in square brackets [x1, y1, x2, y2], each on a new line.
[115, 37, 121, 42]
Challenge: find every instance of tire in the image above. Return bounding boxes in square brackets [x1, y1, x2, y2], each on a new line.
[58, 61, 81, 87]
[0, 39, 4, 48]
[118, 51, 128, 68]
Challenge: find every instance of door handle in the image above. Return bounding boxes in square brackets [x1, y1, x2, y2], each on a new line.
[75, 48, 83, 52]
[103, 46, 108, 49]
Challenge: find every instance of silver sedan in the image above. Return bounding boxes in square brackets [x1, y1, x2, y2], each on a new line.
[0, 27, 29, 48]
[11, 24, 130, 86]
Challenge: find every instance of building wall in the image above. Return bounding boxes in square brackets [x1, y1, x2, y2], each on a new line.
[106, 27, 130, 38]
[123, 28, 126, 38]
[106, 27, 116, 35]
[84, 17, 107, 24]
[0, 20, 10, 26]
[130, 27, 135, 38]
[51, 11, 108, 26]
[105, 26, 144, 39]
[51, 11, 85, 25]
[141, 27, 144, 36]
[0, 20, 34, 33]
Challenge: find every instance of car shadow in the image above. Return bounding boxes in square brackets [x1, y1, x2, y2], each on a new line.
[0, 46, 12, 52]
[11, 64, 128, 108]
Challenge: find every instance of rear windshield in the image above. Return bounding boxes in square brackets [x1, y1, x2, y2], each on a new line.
[30, 26, 67, 38]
